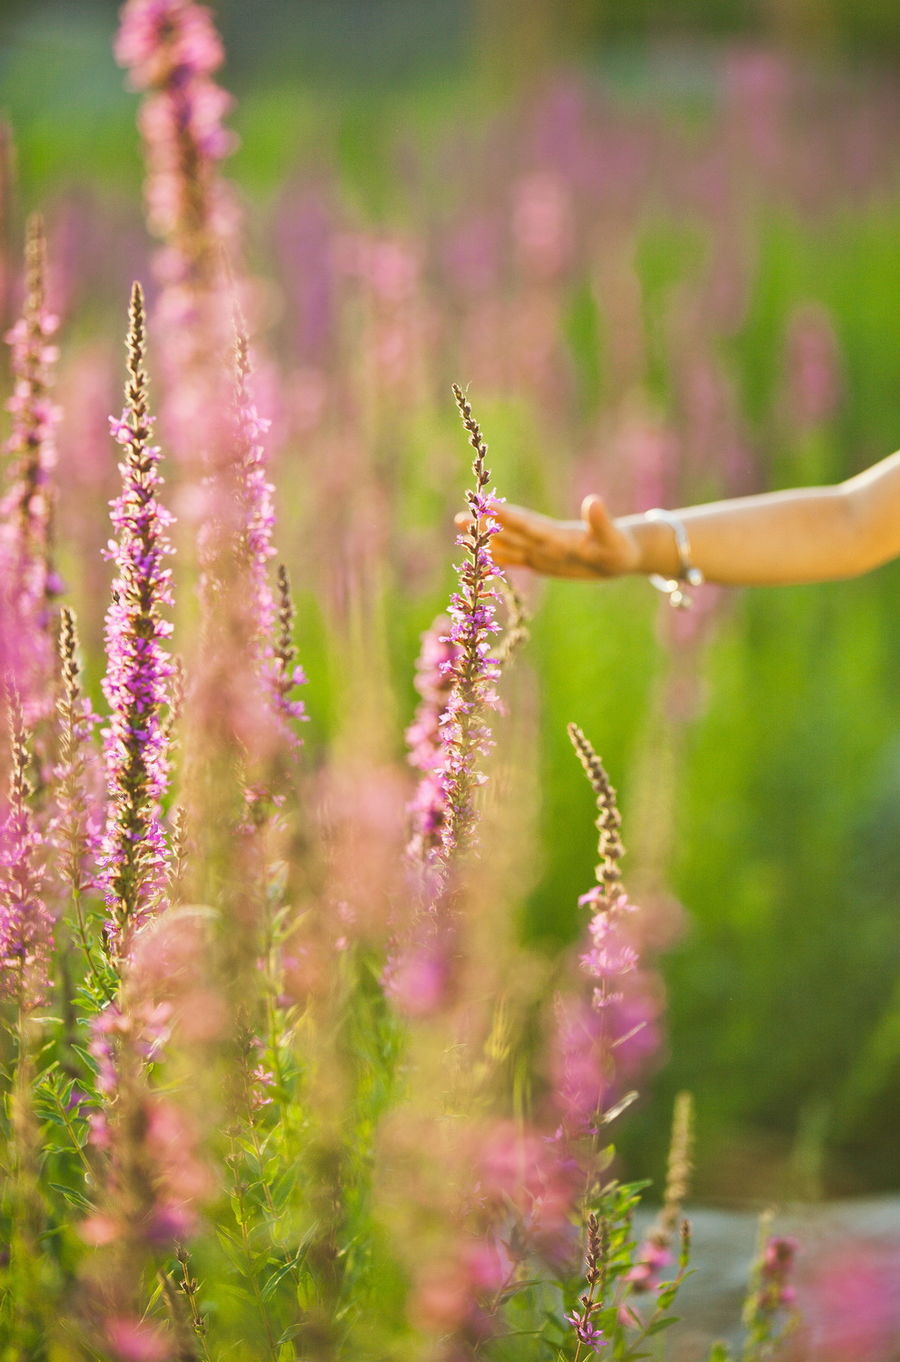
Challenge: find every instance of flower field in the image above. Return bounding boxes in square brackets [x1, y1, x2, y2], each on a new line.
[0, 1, 899, 1358]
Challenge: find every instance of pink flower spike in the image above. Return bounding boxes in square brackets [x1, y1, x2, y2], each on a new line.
[100, 283, 174, 948]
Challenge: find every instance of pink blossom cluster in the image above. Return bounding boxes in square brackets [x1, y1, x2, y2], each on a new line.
[624, 1234, 672, 1294]
[84, 917, 219, 1253]
[233, 334, 306, 737]
[477, 1121, 579, 1268]
[404, 613, 460, 864]
[115, 0, 242, 492]
[409, 1123, 575, 1355]
[385, 396, 505, 1017]
[83, 1075, 211, 1249]
[100, 286, 175, 942]
[756, 1234, 799, 1313]
[115, 0, 237, 275]
[0, 692, 53, 1007]
[103, 1316, 170, 1362]
[438, 387, 506, 865]
[0, 220, 61, 711]
[550, 728, 662, 1139]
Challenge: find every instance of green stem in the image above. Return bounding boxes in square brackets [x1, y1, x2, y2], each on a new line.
[227, 1137, 281, 1360]
[175, 1244, 213, 1362]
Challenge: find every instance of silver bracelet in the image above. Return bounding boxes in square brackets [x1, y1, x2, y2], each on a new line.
[644, 508, 705, 610]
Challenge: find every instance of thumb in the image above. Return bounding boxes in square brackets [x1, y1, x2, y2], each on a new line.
[581, 493, 611, 538]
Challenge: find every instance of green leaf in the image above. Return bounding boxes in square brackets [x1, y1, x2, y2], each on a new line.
[276, 1325, 304, 1345]
[645, 1315, 678, 1335]
[48, 1183, 93, 1212]
[656, 1283, 682, 1310]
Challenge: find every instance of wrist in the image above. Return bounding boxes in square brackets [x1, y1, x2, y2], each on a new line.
[617, 514, 682, 578]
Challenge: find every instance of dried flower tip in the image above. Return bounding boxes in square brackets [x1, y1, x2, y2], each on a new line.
[275, 564, 296, 673]
[679, 1218, 692, 1270]
[567, 722, 625, 900]
[658, 1091, 694, 1238]
[58, 606, 79, 698]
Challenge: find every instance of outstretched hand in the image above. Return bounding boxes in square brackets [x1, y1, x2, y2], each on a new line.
[456, 495, 641, 579]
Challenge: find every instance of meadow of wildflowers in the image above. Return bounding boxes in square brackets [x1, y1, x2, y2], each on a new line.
[1, 1, 899, 1358]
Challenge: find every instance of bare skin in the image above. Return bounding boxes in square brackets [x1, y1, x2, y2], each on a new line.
[459, 450, 900, 588]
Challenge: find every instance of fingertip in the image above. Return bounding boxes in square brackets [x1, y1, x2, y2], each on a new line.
[581, 493, 604, 523]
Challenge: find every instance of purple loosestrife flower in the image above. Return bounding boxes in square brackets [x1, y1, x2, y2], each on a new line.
[115, 0, 238, 284]
[116, 0, 242, 498]
[564, 1214, 609, 1357]
[0, 686, 53, 1009]
[0, 217, 61, 714]
[52, 607, 107, 985]
[741, 1225, 801, 1356]
[439, 385, 505, 866]
[404, 613, 460, 865]
[564, 1312, 606, 1350]
[551, 725, 659, 1135]
[627, 1091, 693, 1296]
[384, 394, 504, 1015]
[233, 328, 306, 739]
[756, 1235, 799, 1313]
[100, 283, 174, 949]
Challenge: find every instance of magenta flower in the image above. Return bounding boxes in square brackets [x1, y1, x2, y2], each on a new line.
[0, 217, 61, 715]
[404, 612, 460, 865]
[116, 0, 243, 498]
[741, 1227, 801, 1354]
[104, 1315, 170, 1362]
[0, 686, 53, 1009]
[115, 0, 238, 271]
[232, 329, 306, 738]
[547, 726, 662, 1139]
[438, 386, 506, 866]
[757, 1234, 799, 1311]
[385, 392, 505, 1016]
[100, 283, 174, 947]
[564, 1310, 606, 1349]
[85, 1005, 213, 1248]
[625, 1237, 673, 1292]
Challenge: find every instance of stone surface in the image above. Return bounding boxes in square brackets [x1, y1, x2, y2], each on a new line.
[633, 1197, 900, 1360]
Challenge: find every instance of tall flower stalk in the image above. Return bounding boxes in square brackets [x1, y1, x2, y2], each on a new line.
[565, 722, 660, 1120]
[54, 606, 107, 994]
[0, 684, 53, 1009]
[115, 0, 238, 289]
[405, 584, 526, 871]
[100, 282, 174, 951]
[0, 216, 61, 713]
[741, 1218, 800, 1360]
[404, 613, 460, 866]
[626, 1091, 694, 1297]
[0, 686, 56, 1346]
[439, 384, 505, 866]
[385, 391, 504, 1014]
[233, 326, 306, 744]
[115, 0, 241, 503]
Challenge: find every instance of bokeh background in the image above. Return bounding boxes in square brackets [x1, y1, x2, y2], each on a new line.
[1, 0, 899, 1200]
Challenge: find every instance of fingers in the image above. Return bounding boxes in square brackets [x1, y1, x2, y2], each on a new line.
[492, 541, 528, 566]
[452, 499, 603, 577]
[456, 502, 535, 531]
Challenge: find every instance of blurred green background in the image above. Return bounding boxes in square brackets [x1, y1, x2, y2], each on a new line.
[1, 0, 899, 1201]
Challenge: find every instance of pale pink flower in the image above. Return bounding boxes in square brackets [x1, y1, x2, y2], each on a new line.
[105, 1316, 170, 1362]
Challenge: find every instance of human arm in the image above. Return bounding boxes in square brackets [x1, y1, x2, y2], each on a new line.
[478, 450, 900, 587]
